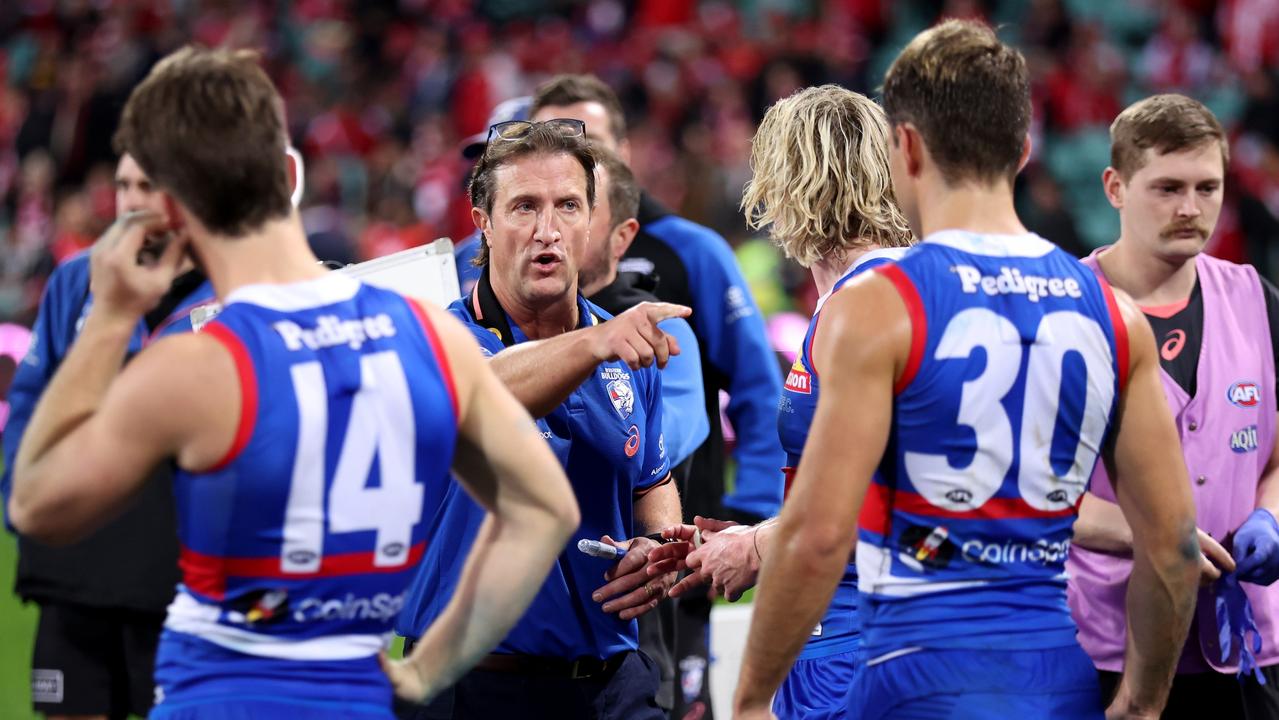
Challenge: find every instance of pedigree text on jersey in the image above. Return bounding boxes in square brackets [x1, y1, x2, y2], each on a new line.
[953, 265, 1083, 303]
[273, 314, 398, 351]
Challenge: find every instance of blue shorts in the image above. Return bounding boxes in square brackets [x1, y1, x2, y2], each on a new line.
[773, 648, 860, 720]
[150, 630, 393, 719]
[849, 645, 1103, 720]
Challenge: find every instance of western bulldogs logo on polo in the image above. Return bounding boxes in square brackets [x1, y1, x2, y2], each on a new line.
[600, 367, 634, 419]
[1232, 425, 1260, 454]
[1228, 381, 1261, 408]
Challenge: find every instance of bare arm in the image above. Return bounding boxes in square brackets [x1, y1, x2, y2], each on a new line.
[1075, 492, 1231, 586]
[592, 478, 684, 621]
[489, 301, 690, 418]
[9, 213, 231, 542]
[1106, 290, 1201, 720]
[633, 477, 681, 536]
[733, 275, 905, 716]
[490, 330, 601, 417]
[1074, 492, 1135, 555]
[386, 305, 580, 702]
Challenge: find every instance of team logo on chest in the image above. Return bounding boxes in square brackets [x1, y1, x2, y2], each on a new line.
[601, 367, 635, 419]
[1228, 381, 1261, 408]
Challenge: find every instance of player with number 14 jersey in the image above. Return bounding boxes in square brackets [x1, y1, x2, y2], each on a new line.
[155, 275, 458, 713]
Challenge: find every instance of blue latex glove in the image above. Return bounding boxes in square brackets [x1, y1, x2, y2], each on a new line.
[1216, 572, 1266, 684]
[1234, 508, 1279, 585]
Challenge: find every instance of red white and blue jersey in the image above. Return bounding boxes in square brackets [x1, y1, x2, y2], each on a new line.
[160, 274, 456, 698]
[857, 231, 1129, 660]
[777, 248, 905, 661]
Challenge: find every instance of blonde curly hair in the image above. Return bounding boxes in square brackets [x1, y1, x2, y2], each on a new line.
[742, 85, 912, 267]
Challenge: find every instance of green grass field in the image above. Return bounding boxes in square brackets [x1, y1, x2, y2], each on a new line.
[1, 529, 39, 720]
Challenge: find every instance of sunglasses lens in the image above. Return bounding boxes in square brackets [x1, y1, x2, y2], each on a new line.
[494, 121, 533, 140]
[547, 119, 584, 136]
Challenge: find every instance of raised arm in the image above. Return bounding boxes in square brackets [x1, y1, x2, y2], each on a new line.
[8, 213, 230, 543]
[489, 301, 689, 418]
[383, 303, 579, 703]
[1105, 289, 1200, 720]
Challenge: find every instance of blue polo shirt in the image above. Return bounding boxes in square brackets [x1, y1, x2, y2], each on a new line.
[395, 294, 670, 659]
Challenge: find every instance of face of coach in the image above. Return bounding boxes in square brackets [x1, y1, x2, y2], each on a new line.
[470, 125, 595, 322]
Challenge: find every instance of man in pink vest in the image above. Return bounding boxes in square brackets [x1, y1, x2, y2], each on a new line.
[1068, 93, 1279, 718]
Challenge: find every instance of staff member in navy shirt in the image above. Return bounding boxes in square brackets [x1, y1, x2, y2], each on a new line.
[396, 119, 687, 720]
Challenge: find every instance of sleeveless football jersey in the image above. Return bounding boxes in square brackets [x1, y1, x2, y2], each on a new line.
[777, 248, 905, 660]
[856, 231, 1128, 660]
[156, 273, 457, 706]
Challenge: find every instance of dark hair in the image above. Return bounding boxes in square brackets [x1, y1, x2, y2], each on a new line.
[468, 123, 597, 266]
[1110, 94, 1229, 181]
[593, 147, 639, 230]
[113, 46, 292, 237]
[882, 19, 1031, 186]
[531, 75, 627, 143]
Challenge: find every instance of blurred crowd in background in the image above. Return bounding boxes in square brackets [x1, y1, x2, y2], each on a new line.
[0, 0, 1277, 330]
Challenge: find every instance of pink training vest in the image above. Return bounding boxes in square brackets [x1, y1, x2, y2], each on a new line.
[1068, 250, 1278, 673]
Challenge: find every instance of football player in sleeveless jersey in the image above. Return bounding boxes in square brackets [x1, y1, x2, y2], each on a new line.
[733, 20, 1201, 720]
[647, 85, 913, 719]
[8, 47, 579, 719]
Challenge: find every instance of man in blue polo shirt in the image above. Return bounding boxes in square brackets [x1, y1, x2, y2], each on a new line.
[396, 119, 687, 720]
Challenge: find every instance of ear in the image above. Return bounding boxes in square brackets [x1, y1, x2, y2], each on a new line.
[162, 193, 187, 232]
[1016, 134, 1032, 174]
[1101, 167, 1125, 210]
[617, 139, 633, 167]
[612, 218, 640, 259]
[471, 206, 490, 235]
[898, 124, 924, 179]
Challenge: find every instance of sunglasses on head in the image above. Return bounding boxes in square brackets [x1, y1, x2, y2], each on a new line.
[484, 118, 586, 147]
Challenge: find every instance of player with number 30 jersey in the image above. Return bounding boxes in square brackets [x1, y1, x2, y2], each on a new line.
[734, 21, 1200, 720]
[857, 231, 1126, 656]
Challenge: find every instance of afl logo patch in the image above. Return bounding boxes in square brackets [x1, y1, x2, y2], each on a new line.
[1228, 381, 1261, 408]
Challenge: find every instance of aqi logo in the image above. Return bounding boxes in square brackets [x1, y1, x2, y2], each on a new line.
[1231, 425, 1260, 454]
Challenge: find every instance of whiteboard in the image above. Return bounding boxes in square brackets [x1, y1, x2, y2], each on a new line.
[339, 238, 462, 308]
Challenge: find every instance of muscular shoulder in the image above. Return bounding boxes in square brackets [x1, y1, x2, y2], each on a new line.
[111, 330, 240, 470]
[816, 272, 911, 375]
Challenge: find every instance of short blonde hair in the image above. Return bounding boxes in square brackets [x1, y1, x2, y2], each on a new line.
[742, 85, 912, 268]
